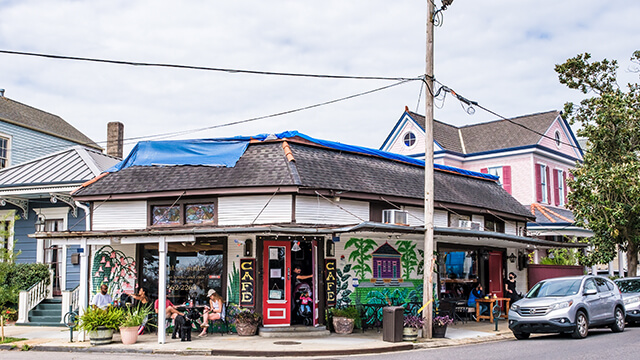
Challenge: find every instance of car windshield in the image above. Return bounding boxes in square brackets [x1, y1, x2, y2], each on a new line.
[526, 279, 582, 298]
[616, 279, 640, 293]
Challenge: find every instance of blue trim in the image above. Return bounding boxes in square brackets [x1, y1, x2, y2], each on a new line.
[560, 116, 584, 157]
[379, 111, 411, 150]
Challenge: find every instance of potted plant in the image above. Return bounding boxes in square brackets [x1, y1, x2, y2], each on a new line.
[76, 307, 124, 345]
[119, 305, 154, 344]
[330, 307, 359, 334]
[403, 315, 424, 341]
[432, 314, 453, 338]
[234, 308, 262, 336]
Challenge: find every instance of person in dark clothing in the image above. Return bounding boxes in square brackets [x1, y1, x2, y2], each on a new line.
[293, 266, 312, 285]
[504, 272, 521, 302]
[468, 283, 489, 316]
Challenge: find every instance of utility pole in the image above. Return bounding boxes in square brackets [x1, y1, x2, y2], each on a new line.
[422, 0, 435, 339]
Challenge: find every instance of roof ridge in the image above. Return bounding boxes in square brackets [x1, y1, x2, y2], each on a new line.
[458, 110, 560, 129]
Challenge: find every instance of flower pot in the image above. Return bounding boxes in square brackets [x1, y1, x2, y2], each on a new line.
[333, 316, 355, 334]
[119, 326, 139, 345]
[236, 322, 258, 336]
[432, 324, 447, 338]
[88, 327, 114, 345]
[403, 327, 419, 341]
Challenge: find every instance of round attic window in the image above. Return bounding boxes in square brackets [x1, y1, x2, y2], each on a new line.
[403, 132, 416, 147]
[554, 130, 561, 147]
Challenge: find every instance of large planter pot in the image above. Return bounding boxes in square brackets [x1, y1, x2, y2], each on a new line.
[235, 322, 258, 336]
[119, 326, 139, 345]
[333, 316, 355, 334]
[432, 324, 447, 338]
[88, 327, 114, 345]
[403, 327, 419, 341]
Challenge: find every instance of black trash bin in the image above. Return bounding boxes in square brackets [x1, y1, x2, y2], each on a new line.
[382, 306, 404, 342]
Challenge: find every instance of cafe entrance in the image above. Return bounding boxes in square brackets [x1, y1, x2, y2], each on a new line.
[261, 236, 320, 327]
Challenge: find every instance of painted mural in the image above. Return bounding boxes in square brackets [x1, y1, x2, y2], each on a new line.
[91, 245, 137, 297]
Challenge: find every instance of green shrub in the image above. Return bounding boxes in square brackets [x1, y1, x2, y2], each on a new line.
[77, 307, 124, 331]
[0, 262, 51, 309]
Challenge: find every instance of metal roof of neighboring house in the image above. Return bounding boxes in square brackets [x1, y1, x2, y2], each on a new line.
[407, 110, 561, 154]
[0, 146, 119, 188]
[73, 136, 533, 220]
[0, 96, 101, 150]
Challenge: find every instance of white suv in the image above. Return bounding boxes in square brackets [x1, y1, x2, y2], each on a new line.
[508, 275, 625, 339]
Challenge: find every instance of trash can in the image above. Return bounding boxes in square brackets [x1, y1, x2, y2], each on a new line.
[382, 306, 404, 342]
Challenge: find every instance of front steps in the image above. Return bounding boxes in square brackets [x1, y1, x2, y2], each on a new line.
[259, 325, 330, 338]
[19, 298, 63, 327]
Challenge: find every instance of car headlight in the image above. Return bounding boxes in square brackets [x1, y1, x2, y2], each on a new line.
[510, 303, 520, 311]
[624, 296, 640, 305]
[549, 300, 573, 311]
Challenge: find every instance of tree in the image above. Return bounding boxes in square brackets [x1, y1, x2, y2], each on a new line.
[344, 237, 377, 279]
[555, 51, 640, 275]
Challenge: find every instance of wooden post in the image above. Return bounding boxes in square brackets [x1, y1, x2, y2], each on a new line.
[422, 0, 435, 339]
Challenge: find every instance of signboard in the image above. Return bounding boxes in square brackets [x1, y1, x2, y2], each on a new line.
[324, 259, 337, 307]
[239, 258, 256, 307]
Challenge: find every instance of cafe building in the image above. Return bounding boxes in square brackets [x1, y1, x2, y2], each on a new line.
[35, 131, 584, 343]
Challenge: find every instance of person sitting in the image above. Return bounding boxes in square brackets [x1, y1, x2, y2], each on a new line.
[154, 297, 184, 322]
[91, 284, 113, 310]
[131, 287, 151, 307]
[199, 289, 223, 337]
[468, 283, 489, 317]
[300, 291, 312, 314]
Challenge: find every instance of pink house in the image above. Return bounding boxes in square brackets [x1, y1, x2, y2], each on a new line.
[380, 107, 592, 244]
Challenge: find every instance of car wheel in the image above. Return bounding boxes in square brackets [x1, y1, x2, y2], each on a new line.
[514, 332, 530, 340]
[571, 311, 588, 339]
[611, 307, 625, 333]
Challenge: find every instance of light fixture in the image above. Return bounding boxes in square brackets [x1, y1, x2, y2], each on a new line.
[244, 239, 253, 257]
[292, 240, 301, 252]
[34, 210, 46, 233]
[326, 239, 335, 257]
[508, 253, 517, 263]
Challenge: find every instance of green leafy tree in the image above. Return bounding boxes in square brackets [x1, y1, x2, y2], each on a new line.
[344, 237, 377, 279]
[396, 240, 418, 280]
[555, 51, 640, 274]
[0, 213, 20, 263]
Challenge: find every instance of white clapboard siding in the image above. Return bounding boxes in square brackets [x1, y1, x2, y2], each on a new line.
[434, 210, 448, 227]
[295, 196, 369, 224]
[405, 206, 424, 226]
[218, 195, 292, 225]
[93, 201, 147, 230]
[505, 221, 517, 235]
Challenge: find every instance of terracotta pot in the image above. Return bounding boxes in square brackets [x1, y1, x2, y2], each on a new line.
[119, 326, 139, 345]
[235, 322, 258, 336]
[333, 316, 355, 334]
[88, 327, 114, 345]
[403, 327, 418, 341]
[432, 324, 447, 338]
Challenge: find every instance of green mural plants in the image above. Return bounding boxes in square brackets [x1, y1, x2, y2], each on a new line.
[227, 262, 240, 304]
[344, 237, 377, 279]
[335, 263, 352, 308]
[396, 240, 418, 280]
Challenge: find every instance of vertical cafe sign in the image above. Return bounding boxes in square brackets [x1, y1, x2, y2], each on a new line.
[239, 258, 256, 307]
[325, 259, 336, 306]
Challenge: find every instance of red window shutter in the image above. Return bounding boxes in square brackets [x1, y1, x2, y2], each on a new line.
[546, 166, 551, 204]
[480, 168, 488, 173]
[535, 164, 542, 202]
[563, 171, 568, 204]
[502, 166, 512, 194]
[553, 169, 560, 206]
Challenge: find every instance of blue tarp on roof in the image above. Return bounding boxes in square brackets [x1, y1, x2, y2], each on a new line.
[106, 131, 499, 182]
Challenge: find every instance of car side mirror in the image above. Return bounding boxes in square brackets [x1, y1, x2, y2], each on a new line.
[584, 289, 597, 296]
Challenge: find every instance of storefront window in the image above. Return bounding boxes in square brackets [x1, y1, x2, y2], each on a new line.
[140, 238, 225, 305]
[439, 250, 479, 299]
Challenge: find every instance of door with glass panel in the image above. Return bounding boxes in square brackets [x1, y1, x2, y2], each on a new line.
[44, 219, 64, 295]
[262, 241, 291, 326]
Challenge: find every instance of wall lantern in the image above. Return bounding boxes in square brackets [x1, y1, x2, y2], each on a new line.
[34, 212, 46, 233]
[326, 238, 335, 257]
[244, 239, 253, 257]
[508, 253, 517, 263]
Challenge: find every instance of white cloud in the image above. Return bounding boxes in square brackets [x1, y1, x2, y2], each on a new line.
[0, 0, 638, 157]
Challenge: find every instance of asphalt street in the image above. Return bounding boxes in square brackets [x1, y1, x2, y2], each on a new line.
[1, 325, 639, 360]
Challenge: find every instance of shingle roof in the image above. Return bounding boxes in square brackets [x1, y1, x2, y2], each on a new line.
[0, 96, 101, 150]
[0, 146, 119, 187]
[372, 243, 401, 255]
[408, 110, 560, 155]
[529, 203, 575, 225]
[73, 139, 533, 219]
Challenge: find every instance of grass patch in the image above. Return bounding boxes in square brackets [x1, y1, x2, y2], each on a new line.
[0, 337, 27, 344]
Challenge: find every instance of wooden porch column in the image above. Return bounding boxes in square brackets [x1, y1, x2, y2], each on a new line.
[158, 237, 167, 344]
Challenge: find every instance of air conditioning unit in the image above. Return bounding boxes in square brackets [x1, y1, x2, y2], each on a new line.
[459, 220, 481, 230]
[382, 209, 409, 225]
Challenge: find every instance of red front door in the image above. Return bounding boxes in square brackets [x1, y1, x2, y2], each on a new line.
[262, 241, 291, 326]
[488, 251, 504, 297]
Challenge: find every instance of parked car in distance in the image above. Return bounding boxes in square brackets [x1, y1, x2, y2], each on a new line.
[508, 275, 625, 339]
[614, 277, 640, 325]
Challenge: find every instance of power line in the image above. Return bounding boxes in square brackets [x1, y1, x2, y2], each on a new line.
[0, 49, 421, 82]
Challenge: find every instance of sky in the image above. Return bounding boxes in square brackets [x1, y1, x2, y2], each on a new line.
[0, 0, 638, 156]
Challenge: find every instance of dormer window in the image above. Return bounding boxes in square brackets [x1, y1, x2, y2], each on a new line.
[403, 132, 416, 147]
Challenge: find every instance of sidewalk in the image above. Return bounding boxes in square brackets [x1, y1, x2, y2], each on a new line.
[0, 321, 514, 357]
